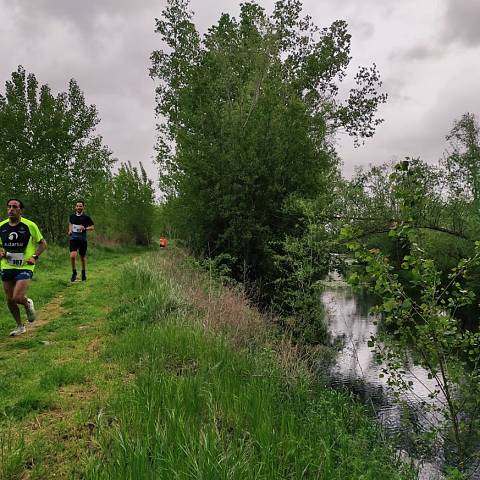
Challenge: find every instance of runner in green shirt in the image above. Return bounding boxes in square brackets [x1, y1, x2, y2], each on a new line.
[0, 199, 47, 336]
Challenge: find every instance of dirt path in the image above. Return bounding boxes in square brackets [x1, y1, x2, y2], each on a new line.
[0, 290, 68, 347]
[0, 250, 149, 479]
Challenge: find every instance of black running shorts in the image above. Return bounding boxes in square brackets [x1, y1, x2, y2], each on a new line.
[69, 239, 88, 257]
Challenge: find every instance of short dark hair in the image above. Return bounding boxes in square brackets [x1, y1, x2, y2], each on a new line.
[7, 198, 24, 209]
[75, 199, 85, 206]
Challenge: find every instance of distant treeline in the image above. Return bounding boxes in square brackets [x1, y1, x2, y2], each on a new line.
[0, 66, 156, 245]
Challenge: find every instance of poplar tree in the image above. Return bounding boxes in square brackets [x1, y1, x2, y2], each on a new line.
[0, 66, 113, 239]
[444, 113, 480, 218]
[151, 0, 387, 287]
[110, 162, 156, 245]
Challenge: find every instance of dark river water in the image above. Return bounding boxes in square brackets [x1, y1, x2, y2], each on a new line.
[321, 275, 479, 480]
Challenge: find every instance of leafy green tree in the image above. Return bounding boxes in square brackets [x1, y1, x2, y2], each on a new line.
[444, 113, 480, 208]
[109, 162, 156, 245]
[441, 113, 480, 247]
[343, 160, 448, 237]
[150, 0, 386, 293]
[340, 156, 480, 473]
[0, 66, 113, 239]
[338, 159, 475, 272]
[271, 195, 336, 343]
[342, 221, 480, 475]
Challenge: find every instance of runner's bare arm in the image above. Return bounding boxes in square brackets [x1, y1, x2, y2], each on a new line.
[26, 239, 47, 264]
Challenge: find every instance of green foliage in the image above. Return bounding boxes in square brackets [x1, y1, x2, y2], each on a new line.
[342, 221, 480, 474]
[196, 252, 238, 283]
[341, 159, 448, 240]
[446, 467, 467, 480]
[107, 162, 156, 245]
[150, 0, 386, 294]
[443, 112, 480, 210]
[0, 66, 114, 240]
[339, 157, 479, 279]
[87, 258, 415, 480]
[271, 197, 334, 343]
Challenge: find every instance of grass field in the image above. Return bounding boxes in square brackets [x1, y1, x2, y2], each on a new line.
[0, 244, 416, 479]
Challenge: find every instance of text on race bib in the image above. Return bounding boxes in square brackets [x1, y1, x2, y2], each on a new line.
[6, 252, 24, 266]
[72, 224, 83, 233]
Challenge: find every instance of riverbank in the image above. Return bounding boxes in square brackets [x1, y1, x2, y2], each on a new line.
[0, 245, 415, 479]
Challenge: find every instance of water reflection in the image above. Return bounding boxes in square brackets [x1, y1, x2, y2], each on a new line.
[320, 279, 473, 480]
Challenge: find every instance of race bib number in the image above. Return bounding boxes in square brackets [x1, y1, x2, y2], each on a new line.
[6, 252, 24, 266]
[72, 224, 83, 233]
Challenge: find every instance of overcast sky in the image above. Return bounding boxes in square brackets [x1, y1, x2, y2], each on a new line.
[2, 0, 480, 188]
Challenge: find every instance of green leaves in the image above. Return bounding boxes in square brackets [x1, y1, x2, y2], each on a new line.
[0, 66, 113, 240]
[109, 162, 156, 246]
[444, 113, 480, 213]
[150, 0, 386, 297]
[354, 219, 480, 470]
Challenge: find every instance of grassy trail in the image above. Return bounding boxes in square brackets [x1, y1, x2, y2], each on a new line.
[0, 246, 416, 479]
[0, 245, 148, 479]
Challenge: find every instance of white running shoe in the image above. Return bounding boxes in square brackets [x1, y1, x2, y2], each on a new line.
[10, 325, 26, 336]
[25, 298, 36, 322]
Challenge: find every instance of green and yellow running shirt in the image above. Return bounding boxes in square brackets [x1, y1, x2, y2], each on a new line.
[0, 217, 44, 271]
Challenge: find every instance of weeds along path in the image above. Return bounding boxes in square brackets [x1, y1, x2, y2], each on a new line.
[0, 246, 150, 480]
[0, 247, 415, 480]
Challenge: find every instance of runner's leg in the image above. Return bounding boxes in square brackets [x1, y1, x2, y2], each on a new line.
[70, 251, 77, 270]
[70, 241, 78, 281]
[80, 241, 87, 280]
[12, 279, 31, 310]
[3, 280, 21, 326]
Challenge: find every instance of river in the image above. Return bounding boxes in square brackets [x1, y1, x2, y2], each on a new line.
[321, 274, 479, 480]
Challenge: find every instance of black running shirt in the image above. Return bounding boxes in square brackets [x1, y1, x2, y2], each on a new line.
[69, 214, 94, 241]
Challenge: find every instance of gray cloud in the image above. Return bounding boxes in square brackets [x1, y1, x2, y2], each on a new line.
[423, 70, 480, 143]
[390, 44, 445, 61]
[13, 0, 154, 31]
[340, 53, 480, 178]
[382, 76, 411, 103]
[441, 0, 480, 47]
[2, 0, 479, 190]
[314, 0, 397, 18]
[351, 21, 375, 41]
[3, 0, 162, 179]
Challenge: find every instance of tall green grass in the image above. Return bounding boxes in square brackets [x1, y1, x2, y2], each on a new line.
[0, 243, 150, 479]
[86, 258, 416, 479]
[0, 423, 25, 479]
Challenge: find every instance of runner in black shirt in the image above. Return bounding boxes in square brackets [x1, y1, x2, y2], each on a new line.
[68, 200, 94, 282]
